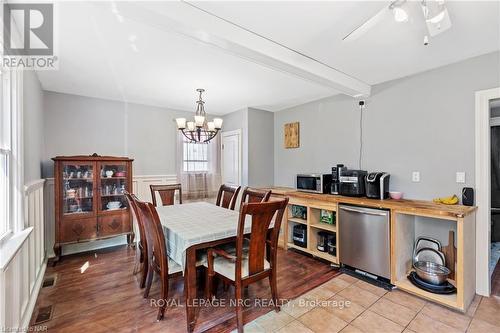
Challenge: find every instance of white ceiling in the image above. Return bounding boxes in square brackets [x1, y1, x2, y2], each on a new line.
[36, 1, 500, 115]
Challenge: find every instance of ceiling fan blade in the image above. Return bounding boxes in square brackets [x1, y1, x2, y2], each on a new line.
[343, 6, 391, 42]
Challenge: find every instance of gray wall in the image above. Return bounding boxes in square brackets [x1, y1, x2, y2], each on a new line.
[274, 52, 500, 200]
[23, 71, 44, 182]
[43, 91, 192, 177]
[222, 107, 274, 187]
[248, 108, 274, 187]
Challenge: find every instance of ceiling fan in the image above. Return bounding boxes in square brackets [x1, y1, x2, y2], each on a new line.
[342, 0, 452, 45]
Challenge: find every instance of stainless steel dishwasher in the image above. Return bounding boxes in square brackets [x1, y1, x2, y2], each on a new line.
[338, 205, 390, 279]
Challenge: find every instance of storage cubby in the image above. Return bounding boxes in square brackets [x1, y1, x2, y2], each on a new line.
[283, 199, 338, 264]
[308, 226, 337, 262]
[392, 211, 475, 311]
[309, 207, 336, 233]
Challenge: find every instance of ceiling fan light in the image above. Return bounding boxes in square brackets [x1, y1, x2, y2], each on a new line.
[393, 7, 408, 22]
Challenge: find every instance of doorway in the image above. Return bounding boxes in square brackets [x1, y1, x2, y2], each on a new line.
[490, 99, 500, 295]
[221, 129, 242, 186]
[475, 87, 500, 296]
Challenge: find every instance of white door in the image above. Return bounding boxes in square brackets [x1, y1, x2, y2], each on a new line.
[221, 130, 242, 186]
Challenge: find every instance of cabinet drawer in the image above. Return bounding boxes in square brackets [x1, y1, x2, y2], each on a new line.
[98, 213, 131, 237]
[61, 218, 97, 243]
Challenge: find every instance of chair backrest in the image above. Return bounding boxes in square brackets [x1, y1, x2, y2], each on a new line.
[240, 187, 271, 206]
[236, 198, 289, 278]
[150, 184, 182, 207]
[216, 184, 241, 210]
[124, 191, 146, 248]
[135, 199, 169, 274]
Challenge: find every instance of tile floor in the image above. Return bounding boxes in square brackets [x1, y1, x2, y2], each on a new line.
[236, 274, 500, 333]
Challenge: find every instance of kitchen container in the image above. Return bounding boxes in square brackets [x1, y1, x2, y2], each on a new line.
[413, 261, 450, 285]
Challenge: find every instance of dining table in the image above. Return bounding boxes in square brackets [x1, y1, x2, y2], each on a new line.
[155, 201, 258, 333]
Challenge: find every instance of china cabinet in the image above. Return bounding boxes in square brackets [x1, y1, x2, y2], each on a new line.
[52, 154, 134, 262]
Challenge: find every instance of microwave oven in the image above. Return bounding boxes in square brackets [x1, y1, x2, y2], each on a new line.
[296, 174, 332, 194]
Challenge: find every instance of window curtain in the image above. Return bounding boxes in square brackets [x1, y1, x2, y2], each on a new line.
[176, 132, 221, 200]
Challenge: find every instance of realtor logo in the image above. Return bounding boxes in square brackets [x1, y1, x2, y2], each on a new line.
[2, 3, 57, 70]
[4, 3, 53, 56]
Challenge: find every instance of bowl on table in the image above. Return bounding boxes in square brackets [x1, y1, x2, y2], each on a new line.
[389, 191, 404, 200]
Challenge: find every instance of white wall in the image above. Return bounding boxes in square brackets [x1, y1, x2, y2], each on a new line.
[274, 52, 500, 200]
[23, 71, 44, 183]
[42, 91, 193, 177]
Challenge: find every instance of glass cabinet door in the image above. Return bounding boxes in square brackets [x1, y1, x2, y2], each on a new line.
[98, 162, 129, 212]
[61, 162, 94, 215]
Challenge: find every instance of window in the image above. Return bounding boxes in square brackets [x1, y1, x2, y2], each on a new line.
[183, 141, 209, 172]
[0, 70, 12, 239]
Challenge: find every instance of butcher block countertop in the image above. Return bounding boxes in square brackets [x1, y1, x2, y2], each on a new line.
[262, 187, 477, 219]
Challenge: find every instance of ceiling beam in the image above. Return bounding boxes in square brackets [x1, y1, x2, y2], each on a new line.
[115, 2, 371, 97]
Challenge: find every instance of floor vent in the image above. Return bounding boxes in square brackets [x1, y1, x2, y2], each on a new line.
[42, 276, 56, 288]
[34, 305, 53, 324]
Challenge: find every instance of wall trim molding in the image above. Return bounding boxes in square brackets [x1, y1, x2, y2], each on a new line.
[475, 86, 500, 296]
[20, 259, 47, 330]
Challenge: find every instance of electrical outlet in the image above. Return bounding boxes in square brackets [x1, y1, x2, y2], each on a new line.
[456, 172, 466, 183]
[412, 171, 420, 182]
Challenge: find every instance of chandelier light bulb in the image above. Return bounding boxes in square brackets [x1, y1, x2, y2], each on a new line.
[175, 118, 186, 129]
[194, 116, 205, 127]
[186, 121, 195, 131]
[207, 122, 216, 132]
[213, 118, 223, 129]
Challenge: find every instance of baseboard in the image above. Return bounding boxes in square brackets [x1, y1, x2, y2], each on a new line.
[21, 258, 47, 329]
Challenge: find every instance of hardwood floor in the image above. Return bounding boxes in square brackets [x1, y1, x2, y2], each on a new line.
[31, 245, 339, 332]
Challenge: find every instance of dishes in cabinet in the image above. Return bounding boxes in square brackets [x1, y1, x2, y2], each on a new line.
[105, 170, 114, 178]
[106, 201, 122, 210]
[114, 171, 126, 177]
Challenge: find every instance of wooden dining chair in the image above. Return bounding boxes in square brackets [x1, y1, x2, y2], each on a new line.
[124, 191, 148, 289]
[150, 184, 182, 207]
[216, 184, 241, 210]
[240, 187, 272, 206]
[135, 199, 183, 320]
[205, 198, 289, 333]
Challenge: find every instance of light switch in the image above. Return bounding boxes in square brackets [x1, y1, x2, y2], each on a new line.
[456, 172, 466, 183]
[412, 171, 420, 182]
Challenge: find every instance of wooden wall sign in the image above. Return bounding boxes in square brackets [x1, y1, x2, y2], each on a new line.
[284, 122, 300, 148]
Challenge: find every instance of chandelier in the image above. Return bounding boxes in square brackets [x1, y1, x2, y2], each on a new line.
[175, 89, 223, 143]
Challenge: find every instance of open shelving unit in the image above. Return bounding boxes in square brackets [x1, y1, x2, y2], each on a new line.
[391, 210, 475, 312]
[285, 201, 338, 264]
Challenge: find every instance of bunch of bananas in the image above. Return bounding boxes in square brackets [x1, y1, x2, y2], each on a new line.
[433, 195, 459, 205]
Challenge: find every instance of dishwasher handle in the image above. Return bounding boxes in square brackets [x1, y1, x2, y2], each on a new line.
[339, 205, 388, 217]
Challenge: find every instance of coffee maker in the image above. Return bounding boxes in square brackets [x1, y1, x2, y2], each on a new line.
[365, 172, 390, 199]
[331, 164, 345, 195]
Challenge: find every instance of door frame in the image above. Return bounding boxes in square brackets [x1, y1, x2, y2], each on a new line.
[221, 129, 242, 186]
[475, 86, 500, 296]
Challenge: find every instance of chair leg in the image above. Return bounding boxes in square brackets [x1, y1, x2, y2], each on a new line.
[269, 270, 280, 312]
[140, 255, 148, 289]
[143, 264, 154, 298]
[235, 283, 244, 333]
[205, 268, 214, 299]
[157, 270, 168, 321]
